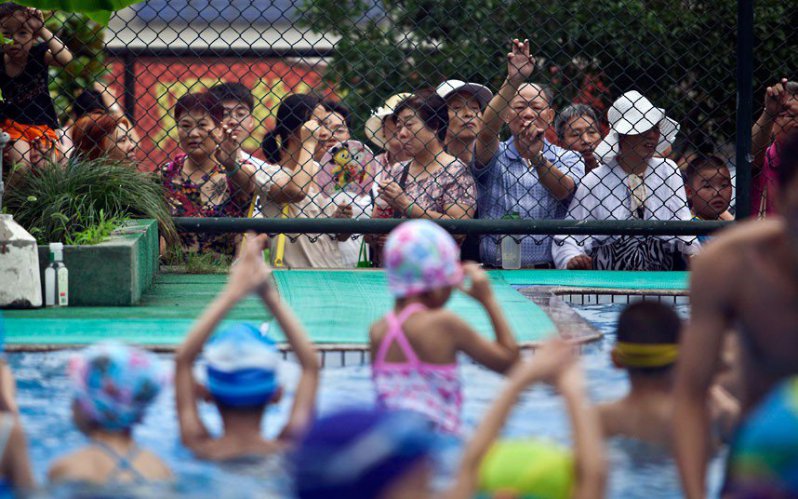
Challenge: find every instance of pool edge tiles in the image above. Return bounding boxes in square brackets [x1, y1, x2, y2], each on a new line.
[494, 269, 689, 291]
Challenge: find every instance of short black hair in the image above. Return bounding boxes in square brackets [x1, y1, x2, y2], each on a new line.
[208, 82, 255, 112]
[684, 155, 729, 184]
[778, 130, 798, 192]
[73, 89, 107, 120]
[0, 3, 26, 21]
[617, 301, 681, 376]
[175, 92, 224, 124]
[321, 101, 352, 129]
[393, 90, 449, 143]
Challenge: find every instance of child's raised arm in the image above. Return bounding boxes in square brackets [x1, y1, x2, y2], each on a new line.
[259, 283, 320, 443]
[446, 340, 575, 499]
[174, 234, 272, 451]
[26, 9, 72, 67]
[452, 263, 519, 372]
[558, 362, 606, 499]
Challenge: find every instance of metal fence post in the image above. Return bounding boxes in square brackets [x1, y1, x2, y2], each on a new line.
[735, 0, 754, 219]
[123, 52, 137, 125]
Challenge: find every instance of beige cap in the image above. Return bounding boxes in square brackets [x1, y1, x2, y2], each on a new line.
[364, 92, 412, 149]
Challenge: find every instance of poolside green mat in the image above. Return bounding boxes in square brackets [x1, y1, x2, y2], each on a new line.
[271, 270, 556, 344]
[3, 270, 687, 347]
[494, 270, 689, 290]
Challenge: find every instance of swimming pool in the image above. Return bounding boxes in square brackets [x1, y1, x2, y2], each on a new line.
[9, 302, 725, 498]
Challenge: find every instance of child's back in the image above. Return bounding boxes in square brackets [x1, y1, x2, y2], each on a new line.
[370, 220, 519, 434]
[48, 341, 171, 485]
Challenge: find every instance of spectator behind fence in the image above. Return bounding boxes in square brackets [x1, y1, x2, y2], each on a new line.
[208, 82, 271, 175]
[556, 104, 603, 173]
[0, 4, 71, 170]
[372, 91, 476, 260]
[684, 155, 733, 244]
[474, 39, 585, 269]
[553, 90, 697, 271]
[436, 79, 493, 165]
[61, 83, 129, 159]
[71, 112, 136, 163]
[365, 92, 412, 179]
[159, 92, 258, 258]
[750, 78, 798, 217]
[313, 100, 352, 163]
[260, 93, 351, 268]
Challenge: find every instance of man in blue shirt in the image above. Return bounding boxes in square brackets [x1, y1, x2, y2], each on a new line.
[473, 38, 584, 268]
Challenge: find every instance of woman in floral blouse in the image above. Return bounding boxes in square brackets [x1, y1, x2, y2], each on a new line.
[371, 91, 476, 262]
[160, 92, 258, 258]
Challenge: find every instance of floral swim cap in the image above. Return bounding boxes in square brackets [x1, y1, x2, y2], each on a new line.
[383, 220, 463, 298]
[69, 341, 163, 431]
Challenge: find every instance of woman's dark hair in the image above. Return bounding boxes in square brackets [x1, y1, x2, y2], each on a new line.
[261, 94, 320, 164]
[321, 100, 352, 129]
[175, 92, 224, 125]
[393, 90, 449, 143]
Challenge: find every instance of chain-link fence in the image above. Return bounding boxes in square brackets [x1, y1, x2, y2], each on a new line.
[0, 0, 795, 270]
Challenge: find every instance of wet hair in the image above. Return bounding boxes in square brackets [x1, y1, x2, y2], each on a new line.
[684, 154, 729, 184]
[209, 82, 255, 112]
[72, 112, 131, 161]
[321, 101, 352, 129]
[261, 94, 321, 164]
[73, 90, 107, 120]
[616, 301, 681, 375]
[778, 129, 798, 191]
[393, 90, 449, 143]
[174, 92, 224, 125]
[554, 104, 600, 141]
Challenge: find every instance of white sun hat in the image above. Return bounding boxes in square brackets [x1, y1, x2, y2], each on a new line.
[435, 80, 493, 109]
[594, 90, 680, 161]
[364, 92, 413, 149]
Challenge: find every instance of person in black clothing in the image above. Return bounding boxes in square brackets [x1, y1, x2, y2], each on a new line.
[0, 3, 72, 169]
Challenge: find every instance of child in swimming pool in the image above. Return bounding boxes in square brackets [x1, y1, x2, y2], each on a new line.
[370, 219, 520, 434]
[294, 339, 604, 499]
[174, 233, 319, 460]
[0, 314, 35, 493]
[48, 341, 172, 485]
[597, 302, 738, 447]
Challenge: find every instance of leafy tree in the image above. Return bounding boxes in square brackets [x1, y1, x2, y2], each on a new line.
[299, 0, 797, 146]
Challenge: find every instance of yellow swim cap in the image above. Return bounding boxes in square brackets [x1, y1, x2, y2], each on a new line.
[478, 439, 574, 499]
[612, 342, 678, 369]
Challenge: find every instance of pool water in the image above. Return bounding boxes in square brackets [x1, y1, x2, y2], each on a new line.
[9, 302, 725, 498]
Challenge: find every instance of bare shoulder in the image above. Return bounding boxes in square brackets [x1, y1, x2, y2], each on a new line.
[595, 400, 624, 437]
[137, 449, 173, 479]
[48, 448, 90, 481]
[692, 219, 782, 282]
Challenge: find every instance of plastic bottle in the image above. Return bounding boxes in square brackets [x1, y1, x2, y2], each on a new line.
[44, 242, 68, 307]
[501, 212, 521, 270]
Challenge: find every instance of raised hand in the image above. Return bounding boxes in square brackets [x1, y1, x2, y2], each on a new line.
[513, 338, 575, 386]
[507, 38, 535, 85]
[24, 8, 44, 35]
[301, 119, 322, 144]
[379, 180, 410, 211]
[332, 203, 353, 219]
[458, 262, 494, 304]
[227, 233, 272, 300]
[215, 124, 240, 170]
[764, 78, 789, 119]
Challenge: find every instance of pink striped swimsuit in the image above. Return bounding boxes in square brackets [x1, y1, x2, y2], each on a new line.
[371, 303, 463, 434]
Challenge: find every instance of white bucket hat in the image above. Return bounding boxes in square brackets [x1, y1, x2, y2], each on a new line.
[435, 80, 493, 109]
[594, 90, 680, 161]
[364, 93, 412, 149]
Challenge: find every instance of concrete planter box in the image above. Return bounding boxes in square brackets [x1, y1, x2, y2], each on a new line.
[37, 220, 159, 306]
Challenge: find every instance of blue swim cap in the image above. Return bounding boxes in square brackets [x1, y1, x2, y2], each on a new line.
[293, 408, 436, 499]
[201, 323, 280, 408]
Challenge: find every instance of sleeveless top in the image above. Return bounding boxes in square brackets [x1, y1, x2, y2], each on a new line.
[371, 303, 463, 434]
[0, 44, 59, 129]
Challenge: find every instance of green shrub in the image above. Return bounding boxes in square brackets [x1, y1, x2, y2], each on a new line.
[4, 158, 177, 245]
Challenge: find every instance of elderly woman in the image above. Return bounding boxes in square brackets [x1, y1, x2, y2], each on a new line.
[555, 104, 603, 173]
[553, 91, 698, 271]
[159, 92, 258, 258]
[71, 112, 136, 162]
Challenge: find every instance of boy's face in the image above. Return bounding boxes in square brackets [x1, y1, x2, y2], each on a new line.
[221, 99, 254, 147]
[1, 12, 38, 57]
[686, 166, 732, 219]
